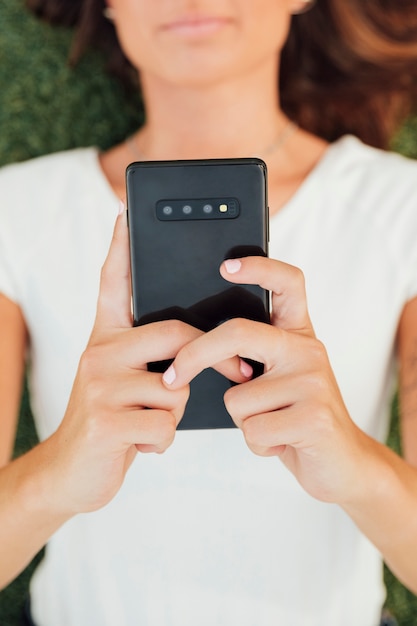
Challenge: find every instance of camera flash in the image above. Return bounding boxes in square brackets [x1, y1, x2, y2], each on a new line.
[219, 203, 228, 213]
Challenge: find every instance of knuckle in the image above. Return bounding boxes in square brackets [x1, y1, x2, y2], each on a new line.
[308, 399, 335, 435]
[223, 317, 252, 345]
[76, 377, 114, 433]
[83, 411, 111, 446]
[162, 411, 177, 435]
[242, 417, 269, 452]
[291, 265, 306, 291]
[179, 339, 197, 361]
[173, 318, 193, 335]
[303, 369, 331, 396]
[76, 347, 114, 410]
[157, 412, 177, 447]
[161, 318, 184, 336]
[78, 344, 106, 376]
[224, 385, 246, 422]
[169, 386, 190, 423]
[77, 349, 99, 384]
[160, 319, 197, 341]
[310, 338, 328, 362]
[302, 337, 330, 369]
[176, 385, 191, 409]
[242, 416, 258, 446]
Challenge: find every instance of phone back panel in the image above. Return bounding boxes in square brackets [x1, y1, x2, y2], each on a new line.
[126, 158, 269, 429]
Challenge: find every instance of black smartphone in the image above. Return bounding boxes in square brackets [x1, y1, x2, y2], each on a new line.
[126, 158, 269, 430]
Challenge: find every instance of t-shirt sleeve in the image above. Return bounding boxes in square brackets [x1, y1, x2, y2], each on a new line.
[0, 167, 23, 305]
[0, 147, 101, 309]
[0, 238, 20, 303]
[407, 246, 417, 302]
[376, 150, 417, 304]
[396, 170, 417, 303]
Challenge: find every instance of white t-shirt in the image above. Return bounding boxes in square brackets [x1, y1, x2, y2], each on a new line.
[1, 136, 417, 626]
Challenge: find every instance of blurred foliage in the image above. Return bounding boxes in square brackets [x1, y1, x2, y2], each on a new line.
[0, 387, 42, 626]
[392, 118, 417, 160]
[383, 395, 417, 625]
[0, 0, 143, 167]
[1, 0, 417, 623]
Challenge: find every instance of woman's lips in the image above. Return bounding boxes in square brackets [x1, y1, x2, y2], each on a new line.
[160, 16, 234, 38]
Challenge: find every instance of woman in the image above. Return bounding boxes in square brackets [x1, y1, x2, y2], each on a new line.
[1, 0, 417, 624]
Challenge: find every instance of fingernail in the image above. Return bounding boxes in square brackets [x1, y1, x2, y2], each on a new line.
[224, 259, 241, 274]
[240, 359, 253, 378]
[118, 199, 125, 215]
[163, 364, 176, 385]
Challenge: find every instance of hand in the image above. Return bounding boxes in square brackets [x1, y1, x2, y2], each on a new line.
[45, 211, 249, 516]
[163, 256, 368, 505]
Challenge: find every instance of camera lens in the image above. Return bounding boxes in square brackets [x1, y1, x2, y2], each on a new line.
[203, 204, 213, 214]
[162, 205, 173, 216]
[182, 205, 192, 214]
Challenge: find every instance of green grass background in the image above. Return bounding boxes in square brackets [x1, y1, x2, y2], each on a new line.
[0, 0, 417, 623]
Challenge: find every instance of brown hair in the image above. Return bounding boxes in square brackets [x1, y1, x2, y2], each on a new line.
[26, 0, 417, 148]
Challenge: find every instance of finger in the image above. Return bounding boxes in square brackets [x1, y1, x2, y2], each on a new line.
[107, 369, 190, 421]
[89, 319, 249, 384]
[162, 356, 251, 387]
[224, 353, 334, 420]
[162, 315, 325, 390]
[116, 408, 179, 454]
[223, 370, 305, 429]
[91, 319, 203, 369]
[220, 256, 314, 335]
[239, 398, 349, 488]
[94, 206, 132, 332]
[162, 318, 292, 389]
[240, 412, 288, 457]
[239, 408, 308, 458]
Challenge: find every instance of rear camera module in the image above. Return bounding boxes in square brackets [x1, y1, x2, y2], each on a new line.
[157, 197, 239, 220]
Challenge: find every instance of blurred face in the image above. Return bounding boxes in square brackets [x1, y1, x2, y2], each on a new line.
[108, 0, 296, 87]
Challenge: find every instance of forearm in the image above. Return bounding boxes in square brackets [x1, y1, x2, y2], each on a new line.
[0, 294, 28, 467]
[0, 438, 72, 589]
[341, 434, 417, 594]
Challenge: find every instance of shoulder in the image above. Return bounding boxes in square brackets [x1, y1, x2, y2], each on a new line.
[0, 146, 115, 265]
[323, 136, 417, 287]
[0, 147, 109, 238]
[326, 135, 417, 199]
[0, 147, 100, 196]
[0, 147, 116, 304]
[315, 136, 417, 237]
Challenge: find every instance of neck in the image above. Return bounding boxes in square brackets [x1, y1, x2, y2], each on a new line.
[136, 57, 288, 160]
[101, 56, 328, 212]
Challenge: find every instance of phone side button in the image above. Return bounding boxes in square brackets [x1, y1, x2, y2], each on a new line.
[267, 208, 270, 243]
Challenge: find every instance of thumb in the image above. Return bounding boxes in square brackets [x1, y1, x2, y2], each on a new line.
[93, 205, 132, 332]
